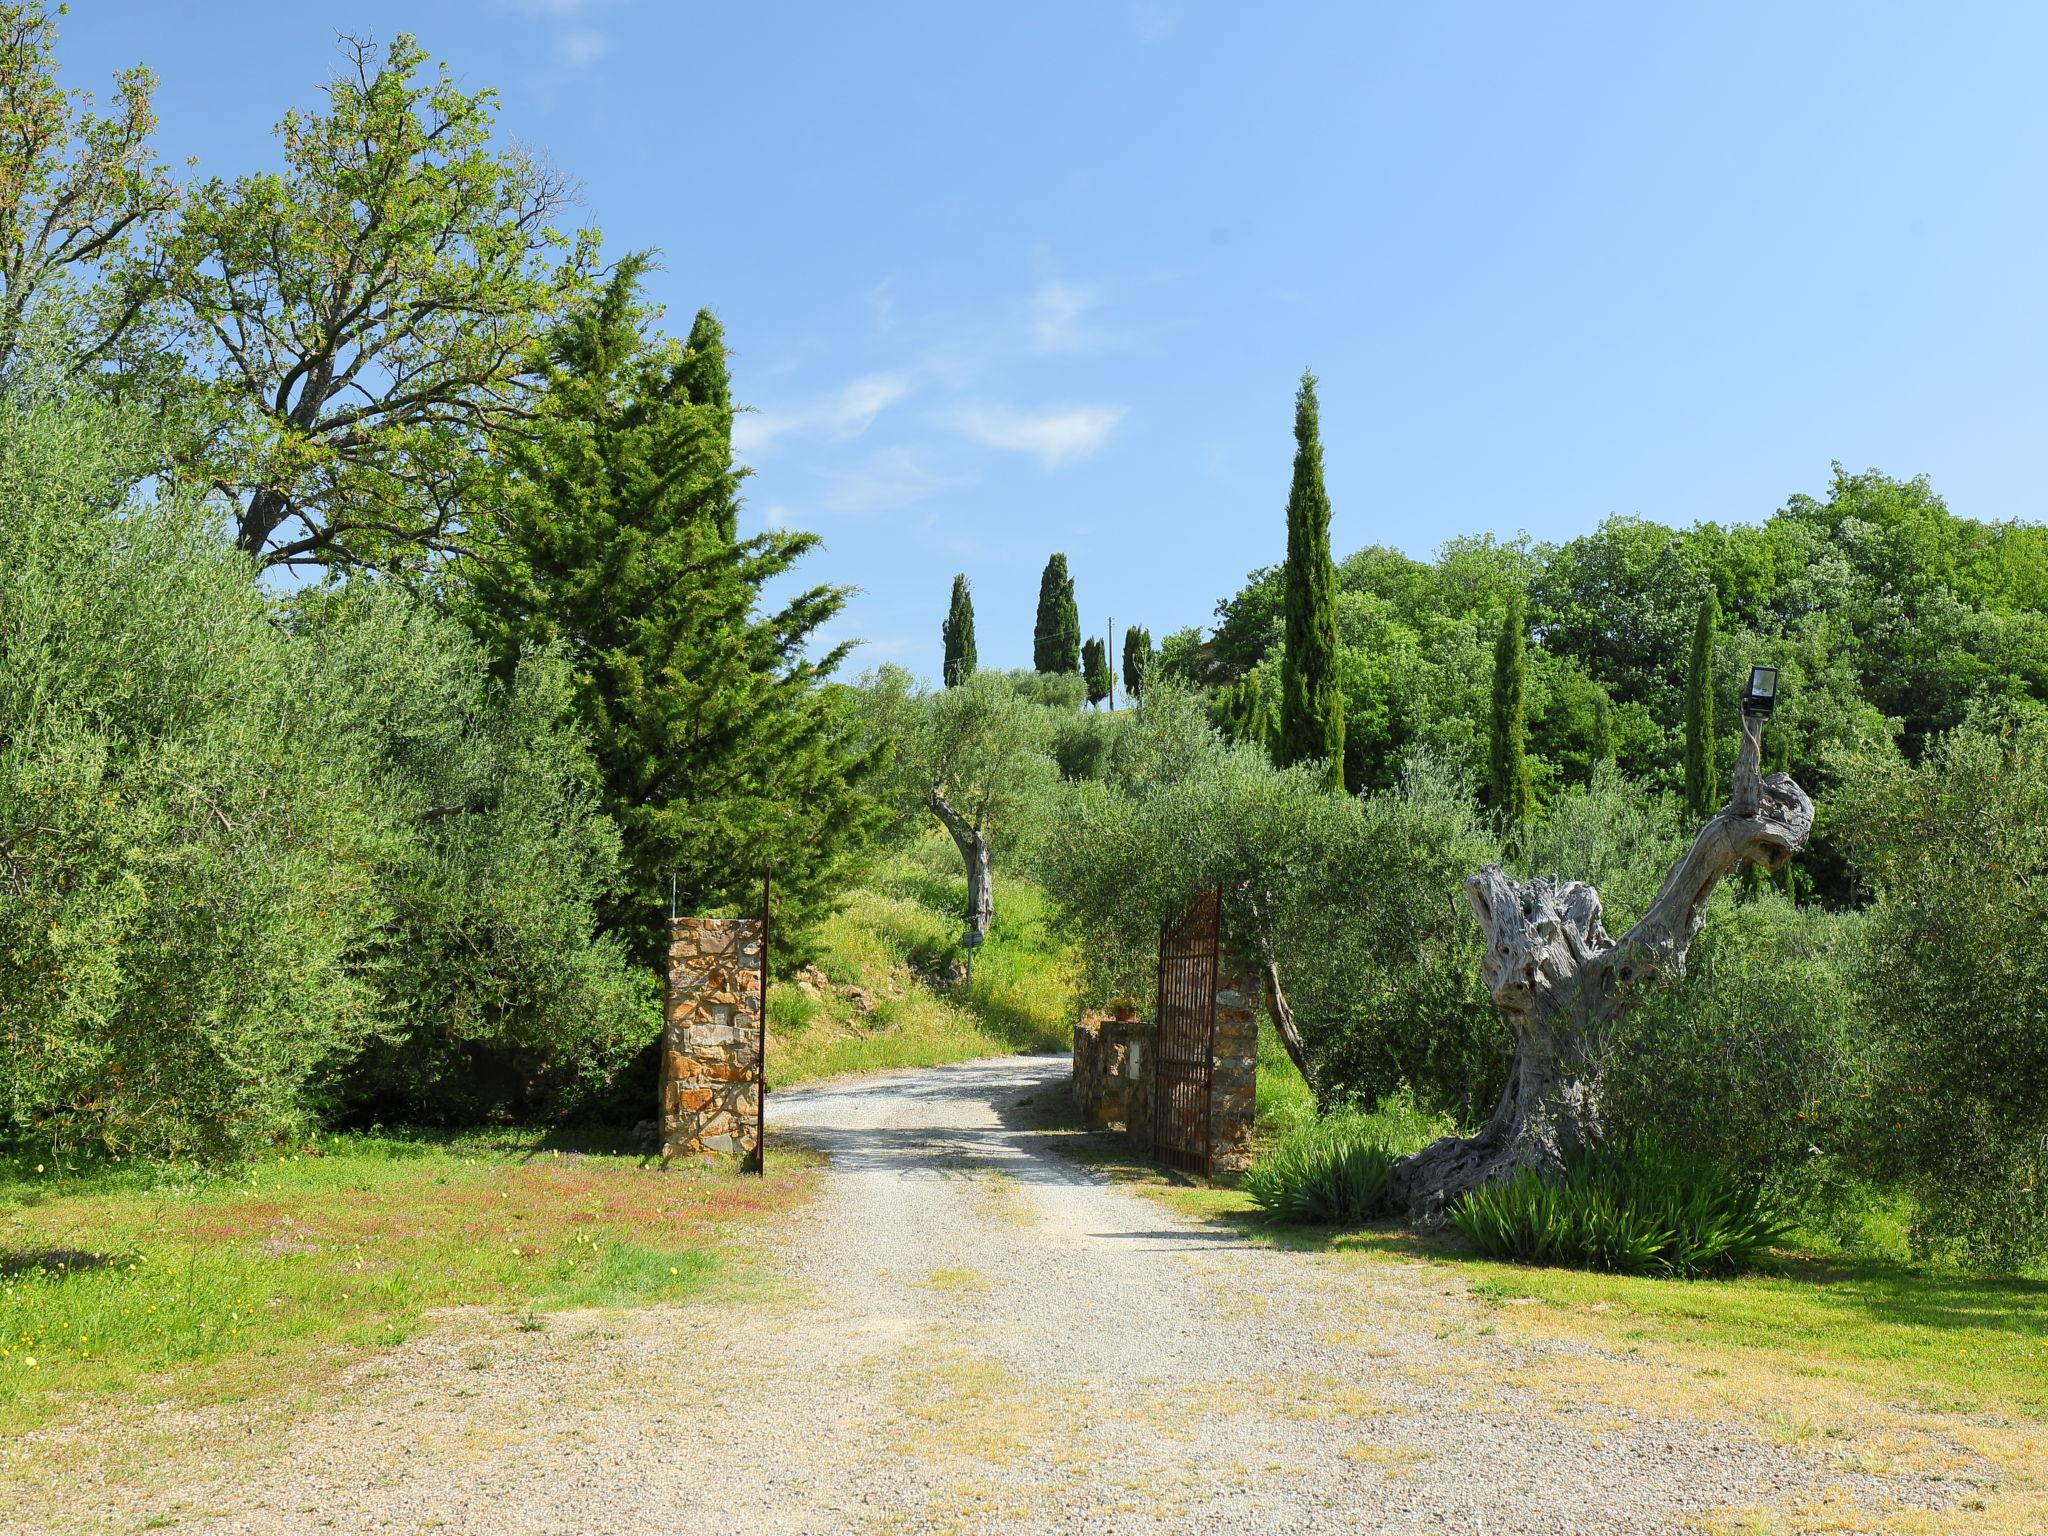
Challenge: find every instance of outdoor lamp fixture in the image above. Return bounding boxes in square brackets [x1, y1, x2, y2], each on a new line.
[1740, 665, 1780, 717]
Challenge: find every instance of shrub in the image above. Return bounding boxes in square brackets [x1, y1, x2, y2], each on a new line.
[1245, 1113, 1397, 1224]
[1832, 720, 2048, 1270]
[1450, 1141, 1793, 1277]
[0, 396, 386, 1161]
[1603, 892, 1872, 1226]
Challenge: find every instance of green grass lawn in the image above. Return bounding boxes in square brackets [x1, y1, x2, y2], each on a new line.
[0, 1128, 818, 1440]
[766, 841, 1075, 1087]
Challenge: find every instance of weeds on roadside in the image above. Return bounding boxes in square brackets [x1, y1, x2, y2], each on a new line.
[1450, 1140, 1792, 1277]
[1245, 1114, 1399, 1225]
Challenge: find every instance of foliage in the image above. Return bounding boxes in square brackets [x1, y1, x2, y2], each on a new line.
[856, 668, 1060, 861]
[161, 33, 597, 572]
[0, 395, 384, 1161]
[1603, 894, 1872, 1223]
[465, 260, 881, 968]
[1037, 697, 1500, 1116]
[1245, 1112, 1396, 1224]
[0, 1, 176, 392]
[1682, 588, 1720, 818]
[1833, 720, 2048, 1270]
[290, 587, 653, 1125]
[1451, 1140, 1794, 1277]
[1487, 591, 1533, 828]
[1032, 552, 1081, 674]
[1120, 624, 1154, 699]
[941, 572, 976, 686]
[1080, 636, 1111, 707]
[1155, 624, 1208, 688]
[1276, 370, 1344, 787]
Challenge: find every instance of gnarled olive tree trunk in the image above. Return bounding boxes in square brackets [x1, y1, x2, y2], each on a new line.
[1390, 712, 1812, 1216]
[926, 788, 993, 950]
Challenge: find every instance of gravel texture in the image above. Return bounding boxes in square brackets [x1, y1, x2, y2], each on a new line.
[22, 1055, 1976, 1534]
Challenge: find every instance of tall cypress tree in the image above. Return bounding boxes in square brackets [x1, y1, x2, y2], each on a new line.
[1032, 553, 1080, 674]
[1683, 588, 1720, 818]
[941, 573, 977, 686]
[1277, 370, 1344, 788]
[1081, 636, 1112, 706]
[467, 258, 882, 967]
[1121, 624, 1154, 700]
[1589, 687, 1614, 774]
[1488, 592, 1534, 829]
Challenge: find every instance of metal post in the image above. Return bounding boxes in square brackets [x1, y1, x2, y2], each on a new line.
[1107, 616, 1116, 712]
[752, 868, 770, 1176]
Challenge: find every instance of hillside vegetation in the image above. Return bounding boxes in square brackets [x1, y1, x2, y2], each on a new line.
[767, 843, 1075, 1087]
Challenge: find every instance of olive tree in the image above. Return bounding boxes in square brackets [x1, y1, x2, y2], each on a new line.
[1390, 710, 1812, 1214]
[859, 667, 1057, 953]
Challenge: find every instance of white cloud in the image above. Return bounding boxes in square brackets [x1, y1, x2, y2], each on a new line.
[1031, 281, 1098, 353]
[735, 373, 912, 460]
[820, 447, 961, 515]
[945, 403, 1126, 470]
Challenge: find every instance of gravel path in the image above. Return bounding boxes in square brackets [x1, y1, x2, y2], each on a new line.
[31, 1056, 1972, 1535]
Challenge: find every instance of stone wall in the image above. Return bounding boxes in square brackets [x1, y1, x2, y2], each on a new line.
[1072, 1012, 1150, 1142]
[1069, 954, 1257, 1178]
[660, 916, 763, 1160]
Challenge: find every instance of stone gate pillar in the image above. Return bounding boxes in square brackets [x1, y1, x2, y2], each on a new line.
[1208, 957, 1259, 1175]
[660, 916, 763, 1160]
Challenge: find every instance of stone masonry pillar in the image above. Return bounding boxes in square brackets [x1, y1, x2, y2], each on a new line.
[1207, 957, 1259, 1176]
[660, 916, 764, 1160]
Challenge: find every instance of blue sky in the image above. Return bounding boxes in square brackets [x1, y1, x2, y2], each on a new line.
[66, 3, 2048, 679]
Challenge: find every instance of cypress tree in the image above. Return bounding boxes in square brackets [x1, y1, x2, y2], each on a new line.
[468, 258, 882, 967]
[1277, 370, 1344, 788]
[1590, 688, 1614, 775]
[1488, 592, 1534, 829]
[1121, 624, 1154, 700]
[1081, 636, 1111, 706]
[1682, 588, 1720, 818]
[1032, 553, 1081, 674]
[941, 573, 977, 686]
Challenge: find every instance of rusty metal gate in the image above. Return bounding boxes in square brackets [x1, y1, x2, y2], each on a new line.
[1154, 886, 1222, 1176]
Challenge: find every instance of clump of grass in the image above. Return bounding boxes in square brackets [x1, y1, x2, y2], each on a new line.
[1450, 1140, 1793, 1278]
[1245, 1113, 1398, 1225]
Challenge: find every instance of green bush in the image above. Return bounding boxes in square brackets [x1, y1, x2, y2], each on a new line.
[1833, 719, 2048, 1270]
[1450, 1141, 1793, 1277]
[1603, 893, 1872, 1226]
[1245, 1113, 1397, 1224]
[0, 396, 386, 1161]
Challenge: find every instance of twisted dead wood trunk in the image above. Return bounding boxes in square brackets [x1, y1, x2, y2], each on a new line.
[1390, 712, 1812, 1217]
[926, 787, 993, 950]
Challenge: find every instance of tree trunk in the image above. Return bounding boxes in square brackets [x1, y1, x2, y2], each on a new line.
[1259, 960, 1323, 1110]
[1390, 712, 1812, 1217]
[926, 789, 993, 950]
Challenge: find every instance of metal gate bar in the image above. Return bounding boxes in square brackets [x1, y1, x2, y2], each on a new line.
[1153, 886, 1221, 1177]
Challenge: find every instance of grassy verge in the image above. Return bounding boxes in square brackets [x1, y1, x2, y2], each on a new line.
[0, 1128, 818, 1439]
[767, 842, 1075, 1087]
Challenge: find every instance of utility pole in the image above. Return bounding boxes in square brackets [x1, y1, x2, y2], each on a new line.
[1107, 616, 1116, 711]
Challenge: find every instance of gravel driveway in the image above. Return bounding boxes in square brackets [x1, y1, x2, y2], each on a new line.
[35, 1056, 1970, 1535]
